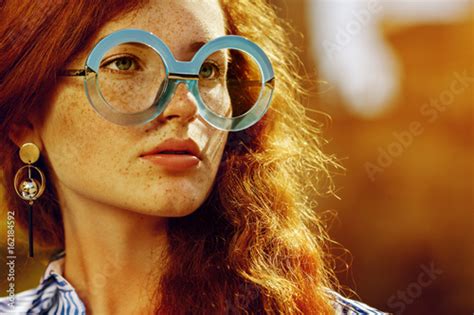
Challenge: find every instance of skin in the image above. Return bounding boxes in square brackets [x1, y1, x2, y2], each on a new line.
[9, 0, 229, 313]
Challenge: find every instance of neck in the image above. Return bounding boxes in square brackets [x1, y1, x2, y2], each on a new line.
[58, 184, 167, 315]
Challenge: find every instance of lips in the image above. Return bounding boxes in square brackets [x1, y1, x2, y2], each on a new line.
[140, 138, 202, 160]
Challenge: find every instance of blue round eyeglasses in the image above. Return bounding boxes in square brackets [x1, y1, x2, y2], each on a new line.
[60, 29, 275, 132]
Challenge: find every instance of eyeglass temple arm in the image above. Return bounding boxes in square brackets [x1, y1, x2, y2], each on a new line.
[227, 79, 262, 87]
[58, 69, 86, 76]
[58, 71, 264, 88]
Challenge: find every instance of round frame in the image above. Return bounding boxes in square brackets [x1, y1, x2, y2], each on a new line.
[83, 29, 275, 131]
[14, 165, 46, 202]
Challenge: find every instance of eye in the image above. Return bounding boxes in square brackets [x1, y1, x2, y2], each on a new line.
[199, 62, 222, 80]
[101, 55, 140, 72]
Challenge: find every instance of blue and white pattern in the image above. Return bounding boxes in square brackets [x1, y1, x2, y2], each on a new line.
[327, 288, 390, 314]
[0, 250, 389, 314]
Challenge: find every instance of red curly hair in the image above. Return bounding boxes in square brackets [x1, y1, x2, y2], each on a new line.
[0, 0, 342, 313]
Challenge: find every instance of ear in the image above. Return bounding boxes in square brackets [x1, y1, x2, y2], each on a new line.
[8, 117, 44, 151]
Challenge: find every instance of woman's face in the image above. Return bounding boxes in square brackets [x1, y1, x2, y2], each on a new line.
[36, 0, 229, 217]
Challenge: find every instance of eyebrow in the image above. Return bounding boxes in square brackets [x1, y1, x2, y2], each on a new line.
[188, 40, 233, 64]
[188, 41, 207, 53]
[111, 41, 208, 54]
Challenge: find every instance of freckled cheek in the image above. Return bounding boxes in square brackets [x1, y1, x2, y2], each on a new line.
[42, 92, 127, 174]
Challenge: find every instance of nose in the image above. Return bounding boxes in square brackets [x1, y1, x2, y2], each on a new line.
[160, 82, 198, 124]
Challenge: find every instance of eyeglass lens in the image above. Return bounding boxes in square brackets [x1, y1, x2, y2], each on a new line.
[97, 43, 263, 118]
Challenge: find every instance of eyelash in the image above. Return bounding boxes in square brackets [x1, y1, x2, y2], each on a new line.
[202, 60, 226, 79]
[100, 54, 142, 73]
[100, 55, 227, 78]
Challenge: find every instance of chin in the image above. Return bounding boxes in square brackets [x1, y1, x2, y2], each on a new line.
[135, 203, 200, 218]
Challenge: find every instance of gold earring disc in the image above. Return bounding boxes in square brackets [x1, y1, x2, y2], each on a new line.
[19, 143, 40, 164]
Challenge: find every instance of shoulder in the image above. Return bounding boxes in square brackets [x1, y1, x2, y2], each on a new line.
[0, 287, 39, 314]
[325, 288, 391, 314]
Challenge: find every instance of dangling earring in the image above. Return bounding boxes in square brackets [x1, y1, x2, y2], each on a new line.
[13, 143, 46, 258]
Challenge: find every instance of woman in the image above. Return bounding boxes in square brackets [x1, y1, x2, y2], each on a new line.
[0, 0, 387, 314]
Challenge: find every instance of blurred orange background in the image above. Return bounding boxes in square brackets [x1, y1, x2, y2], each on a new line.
[270, 1, 473, 314]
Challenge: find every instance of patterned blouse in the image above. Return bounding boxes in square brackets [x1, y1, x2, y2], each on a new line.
[0, 250, 389, 314]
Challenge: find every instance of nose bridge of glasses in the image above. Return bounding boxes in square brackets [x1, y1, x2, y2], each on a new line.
[168, 73, 199, 81]
[166, 59, 201, 89]
[168, 60, 200, 76]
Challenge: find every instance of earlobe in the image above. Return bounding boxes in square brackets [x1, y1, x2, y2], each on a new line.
[8, 119, 44, 151]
